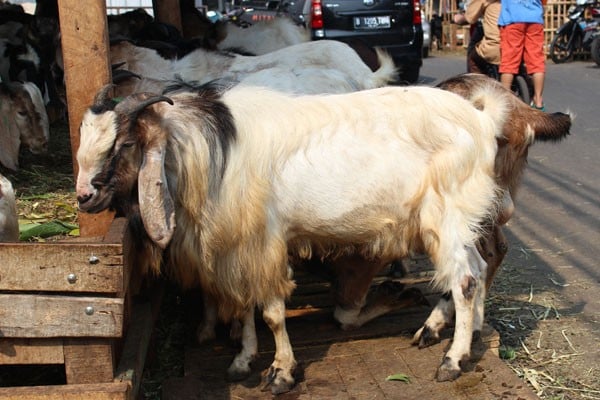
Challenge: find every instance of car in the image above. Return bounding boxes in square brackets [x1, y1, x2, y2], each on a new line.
[236, 0, 424, 83]
[422, 11, 431, 58]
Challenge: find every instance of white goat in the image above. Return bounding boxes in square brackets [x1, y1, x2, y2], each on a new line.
[110, 39, 397, 97]
[0, 173, 19, 242]
[217, 17, 310, 55]
[0, 81, 50, 170]
[302, 74, 572, 350]
[76, 81, 507, 393]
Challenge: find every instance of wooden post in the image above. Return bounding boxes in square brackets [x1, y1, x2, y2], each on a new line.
[153, 0, 182, 32]
[56, 1, 117, 382]
[58, 0, 115, 237]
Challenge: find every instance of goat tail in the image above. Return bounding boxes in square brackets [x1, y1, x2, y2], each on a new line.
[372, 47, 399, 87]
[531, 111, 572, 143]
[466, 85, 510, 141]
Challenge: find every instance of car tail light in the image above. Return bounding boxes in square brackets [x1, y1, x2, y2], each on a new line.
[311, 0, 324, 31]
[413, 0, 422, 24]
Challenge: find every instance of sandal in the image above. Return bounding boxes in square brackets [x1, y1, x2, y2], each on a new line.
[530, 102, 545, 112]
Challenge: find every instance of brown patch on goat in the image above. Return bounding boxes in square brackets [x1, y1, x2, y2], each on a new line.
[438, 73, 571, 287]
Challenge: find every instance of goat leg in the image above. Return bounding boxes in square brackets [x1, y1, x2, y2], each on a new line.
[261, 297, 296, 395]
[413, 225, 508, 348]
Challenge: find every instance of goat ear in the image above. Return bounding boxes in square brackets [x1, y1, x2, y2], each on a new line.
[138, 126, 176, 249]
[0, 123, 21, 171]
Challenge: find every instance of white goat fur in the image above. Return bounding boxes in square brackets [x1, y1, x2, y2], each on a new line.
[77, 82, 508, 391]
[0, 81, 50, 170]
[217, 17, 310, 55]
[0, 173, 19, 242]
[110, 40, 397, 97]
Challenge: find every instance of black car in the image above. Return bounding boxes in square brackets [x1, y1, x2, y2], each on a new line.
[237, 0, 424, 83]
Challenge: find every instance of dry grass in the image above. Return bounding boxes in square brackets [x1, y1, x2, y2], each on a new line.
[486, 250, 600, 400]
[3, 121, 79, 241]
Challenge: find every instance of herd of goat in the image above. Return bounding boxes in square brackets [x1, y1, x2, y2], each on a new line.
[0, 3, 572, 395]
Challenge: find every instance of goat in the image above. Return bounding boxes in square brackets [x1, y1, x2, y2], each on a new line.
[110, 37, 397, 345]
[0, 172, 18, 242]
[411, 73, 572, 348]
[216, 17, 309, 55]
[77, 80, 508, 392]
[0, 11, 65, 123]
[0, 80, 49, 170]
[305, 74, 571, 352]
[107, 8, 153, 40]
[109, 39, 397, 98]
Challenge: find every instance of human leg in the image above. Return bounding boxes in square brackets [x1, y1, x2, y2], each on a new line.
[523, 23, 546, 108]
[531, 72, 545, 108]
[499, 24, 525, 91]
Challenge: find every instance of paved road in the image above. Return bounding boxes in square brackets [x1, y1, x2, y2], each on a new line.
[419, 53, 600, 394]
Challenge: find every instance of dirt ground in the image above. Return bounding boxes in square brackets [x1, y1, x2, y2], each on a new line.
[484, 227, 600, 400]
[2, 78, 598, 399]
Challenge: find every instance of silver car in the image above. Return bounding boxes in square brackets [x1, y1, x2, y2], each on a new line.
[421, 11, 431, 58]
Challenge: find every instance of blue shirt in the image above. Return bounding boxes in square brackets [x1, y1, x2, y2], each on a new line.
[498, 0, 544, 26]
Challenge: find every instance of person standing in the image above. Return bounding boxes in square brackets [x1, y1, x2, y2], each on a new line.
[453, 0, 502, 75]
[498, 0, 547, 110]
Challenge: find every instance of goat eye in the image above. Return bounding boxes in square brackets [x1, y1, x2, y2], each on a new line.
[17, 110, 28, 117]
[121, 141, 135, 148]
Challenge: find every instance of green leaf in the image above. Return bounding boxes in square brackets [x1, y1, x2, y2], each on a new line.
[385, 373, 411, 383]
[499, 346, 516, 360]
[19, 220, 80, 241]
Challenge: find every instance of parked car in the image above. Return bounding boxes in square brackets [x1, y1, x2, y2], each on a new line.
[422, 11, 431, 58]
[236, 0, 424, 83]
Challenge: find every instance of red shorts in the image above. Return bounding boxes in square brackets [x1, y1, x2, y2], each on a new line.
[499, 23, 546, 75]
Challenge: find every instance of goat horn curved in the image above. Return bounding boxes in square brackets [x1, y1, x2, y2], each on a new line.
[92, 84, 116, 106]
[115, 95, 174, 116]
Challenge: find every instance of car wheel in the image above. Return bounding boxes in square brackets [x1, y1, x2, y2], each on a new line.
[550, 32, 574, 64]
[591, 36, 600, 66]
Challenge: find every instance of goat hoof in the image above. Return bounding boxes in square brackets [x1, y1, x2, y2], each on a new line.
[196, 326, 216, 344]
[413, 326, 441, 348]
[261, 366, 295, 395]
[227, 365, 252, 382]
[436, 357, 462, 382]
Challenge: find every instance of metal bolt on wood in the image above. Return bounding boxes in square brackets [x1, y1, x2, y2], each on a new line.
[67, 273, 77, 284]
[88, 255, 99, 264]
[85, 306, 95, 315]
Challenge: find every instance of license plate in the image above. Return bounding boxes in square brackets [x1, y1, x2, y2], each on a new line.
[353, 15, 391, 29]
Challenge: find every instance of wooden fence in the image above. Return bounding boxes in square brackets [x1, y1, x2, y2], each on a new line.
[424, 0, 574, 55]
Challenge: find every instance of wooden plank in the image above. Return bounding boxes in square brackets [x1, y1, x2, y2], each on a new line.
[0, 294, 124, 338]
[114, 301, 155, 398]
[103, 218, 128, 245]
[0, 338, 64, 365]
[57, 0, 115, 237]
[0, 243, 123, 293]
[153, 0, 182, 32]
[0, 382, 129, 400]
[64, 339, 115, 384]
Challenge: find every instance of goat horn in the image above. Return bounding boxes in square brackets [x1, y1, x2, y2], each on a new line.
[116, 95, 174, 117]
[93, 84, 116, 106]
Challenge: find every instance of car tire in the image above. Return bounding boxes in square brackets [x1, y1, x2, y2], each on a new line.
[591, 36, 600, 66]
[423, 46, 429, 58]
